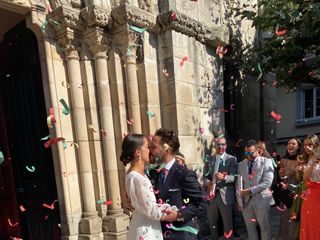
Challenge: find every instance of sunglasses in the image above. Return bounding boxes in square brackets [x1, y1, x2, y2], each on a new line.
[244, 151, 255, 156]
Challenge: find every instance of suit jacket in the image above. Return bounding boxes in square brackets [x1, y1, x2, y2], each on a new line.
[236, 156, 275, 209]
[152, 161, 208, 240]
[203, 153, 238, 205]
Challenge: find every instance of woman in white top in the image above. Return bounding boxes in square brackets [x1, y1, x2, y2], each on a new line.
[120, 134, 173, 240]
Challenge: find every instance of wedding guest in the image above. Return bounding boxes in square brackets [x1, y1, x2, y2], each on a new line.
[277, 138, 302, 240]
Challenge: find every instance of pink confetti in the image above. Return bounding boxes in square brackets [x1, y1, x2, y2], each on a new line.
[180, 56, 188, 66]
[8, 219, 19, 227]
[290, 212, 297, 220]
[250, 218, 257, 222]
[163, 230, 172, 238]
[229, 104, 235, 110]
[162, 69, 170, 77]
[158, 199, 164, 204]
[44, 215, 49, 221]
[104, 200, 112, 205]
[42, 200, 58, 210]
[138, 237, 144, 240]
[219, 108, 229, 112]
[224, 230, 233, 238]
[45, 1, 52, 14]
[199, 128, 205, 134]
[127, 119, 134, 125]
[166, 223, 173, 229]
[276, 205, 287, 212]
[19, 205, 26, 212]
[10, 237, 23, 240]
[216, 45, 228, 58]
[43, 137, 65, 148]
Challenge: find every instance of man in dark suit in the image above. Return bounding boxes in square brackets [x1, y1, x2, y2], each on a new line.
[148, 128, 208, 240]
[203, 137, 238, 239]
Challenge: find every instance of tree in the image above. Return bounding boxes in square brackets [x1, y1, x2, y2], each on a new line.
[231, 0, 320, 90]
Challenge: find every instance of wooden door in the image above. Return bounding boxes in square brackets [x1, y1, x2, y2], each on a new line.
[0, 20, 61, 240]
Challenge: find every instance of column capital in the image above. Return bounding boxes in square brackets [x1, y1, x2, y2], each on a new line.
[57, 29, 82, 59]
[84, 27, 110, 59]
[81, 5, 112, 28]
[113, 29, 143, 59]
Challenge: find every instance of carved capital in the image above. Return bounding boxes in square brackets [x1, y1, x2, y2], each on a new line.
[113, 29, 142, 57]
[57, 29, 82, 59]
[81, 5, 112, 28]
[84, 27, 110, 58]
[47, 5, 83, 34]
[157, 11, 229, 46]
[111, 4, 158, 32]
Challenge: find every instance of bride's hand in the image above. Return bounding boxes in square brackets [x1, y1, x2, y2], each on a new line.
[160, 209, 178, 222]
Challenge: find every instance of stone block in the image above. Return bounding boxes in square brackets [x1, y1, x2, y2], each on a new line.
[103, 213, 129, 233]
[175, 81, 195, 105]
[79, 216, 102, 235]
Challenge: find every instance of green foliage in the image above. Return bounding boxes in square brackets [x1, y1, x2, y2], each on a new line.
[232, 0, 320, 90]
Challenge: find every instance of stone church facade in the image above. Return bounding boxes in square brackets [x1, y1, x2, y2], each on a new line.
[0, 0, 233, 239]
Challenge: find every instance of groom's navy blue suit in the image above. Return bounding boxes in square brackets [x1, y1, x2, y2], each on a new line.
[150, 161, 208, 240]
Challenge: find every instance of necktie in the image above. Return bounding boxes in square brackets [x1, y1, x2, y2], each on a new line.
[248, 160, 254, 174]
[159, 170, 166, 186]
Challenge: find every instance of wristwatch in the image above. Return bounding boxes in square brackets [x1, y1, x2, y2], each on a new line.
[177, 210, 184, 222]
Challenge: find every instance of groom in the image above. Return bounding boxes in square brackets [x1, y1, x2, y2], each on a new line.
[148, 128, 208, 240]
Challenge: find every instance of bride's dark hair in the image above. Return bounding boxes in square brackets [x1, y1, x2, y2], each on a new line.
[120, 133, 145, 166]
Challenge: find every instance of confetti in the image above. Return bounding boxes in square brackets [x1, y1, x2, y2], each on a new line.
[59, 98, 70, 115]
[26, 166, 36, 172]
[62, 141, 67, 149]
[88, 124, 97, 132]
[70, 142, 79, 148]
[170, 12, 177, 20]
[158, 199, 164, 204]
[100, 130, 107, 137]
[44, 215, 49, 221]
[40, 135, 51, 141]
[290, 212, 297, 220]
[224, 230, 233, 238]
[219, 108, 229, 112]
[8, 219, 19, 227]
[235, 139, 243, 148]
[163, 143, 170, 151]
[61, 81, 70, 88]
[166, 223, 199, 235]
[40, 19, 49, 32]
[48, 19, 60, 29]
[163, 230, 172, 238]
[104, 200, 112, 205]
[276, 29, 286, 36]
[43, 137, 65, 148]
[43, 200, 58, 210]
[47, 107, 56, 128]
[271, 111, 282, 121]
[217, 133, 225, 138]
[276, 205, 287, 212]
[162, 69, 170, 77]
[229, 104, 235, 110]
[129, 25, 146, 33]
[127, 119, 134, 125]
[199, 128, 205, 134]
[45, 1, 52, 13]
[147, 111, 156, 118]
[19, 205, 26, 212]
[257, 63, 263, 80]
[183, 198, 189, 204]
[271, 158, 278, 168]
[0, 151, 4, 165]
[10, 237, 23, 240]
[180, 56, 188, 66]
[53, 42, 66, 54]
[250, 218, 257, 222]
[216, 45, 228, 58]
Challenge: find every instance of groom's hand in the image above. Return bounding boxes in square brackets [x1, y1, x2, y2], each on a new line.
[162, 209, 178, 222]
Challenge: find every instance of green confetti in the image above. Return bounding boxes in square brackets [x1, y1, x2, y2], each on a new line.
[217, 133, 225, 138]
[62, 141, 67, 149]
[0, 151, 4, 165]
[169, 224, 199, 235]
[147, 111, 156, 118]
[54, 42, 66, 54]
[129, 25, 146, 33]
[26, 166, 36, 172]
[158, 163, 166, 170]
[271, 158, 278, 168]
[48, 19, 60, 29]
[59, 98, 70, 115]
[40, 19, 48, 32]
[97, 200, 104, 205]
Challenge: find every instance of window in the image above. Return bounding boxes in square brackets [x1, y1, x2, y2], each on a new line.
[298, 88, 320, 121]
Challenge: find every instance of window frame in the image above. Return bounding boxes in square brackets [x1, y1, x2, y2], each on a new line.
[296, 86, 320, 125]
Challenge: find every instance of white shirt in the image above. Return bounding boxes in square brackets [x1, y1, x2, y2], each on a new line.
[165, 157, 176, 171]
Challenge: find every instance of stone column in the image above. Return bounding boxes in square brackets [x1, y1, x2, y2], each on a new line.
[84, 26, 129, 240]
[123, 30, 142, 133]
[58, 30, 102, 239]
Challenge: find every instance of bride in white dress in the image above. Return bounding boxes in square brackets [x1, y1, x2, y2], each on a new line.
[120, 134, 174, 240]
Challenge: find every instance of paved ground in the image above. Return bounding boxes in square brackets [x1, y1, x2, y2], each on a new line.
[198, 207, 281, 239]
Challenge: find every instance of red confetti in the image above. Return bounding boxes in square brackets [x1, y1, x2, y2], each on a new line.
[224, 230, 233, 238]
[216, 45, 228, 58]
[127, 119, 134, 125]
[100, 130, 107, 137]
[170, 12, 177, 20]
[104, 200, 112, 205]
[19, 205, 26, 212]
[271, 111, 282, 121]
[8, 219, 19, 227]
[43, 137, 65, 148]
[276, 29, 286, 36]
[180, 56, 188, 66]
[290, 212, 297, 220]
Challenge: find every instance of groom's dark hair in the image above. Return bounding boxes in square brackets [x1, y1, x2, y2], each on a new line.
[155, 128, 180, 154]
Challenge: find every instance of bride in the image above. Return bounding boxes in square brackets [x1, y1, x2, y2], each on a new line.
[120, 133, 175, 240]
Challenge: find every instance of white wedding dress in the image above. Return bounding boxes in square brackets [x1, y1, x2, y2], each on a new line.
[126, 171, 167, 240]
